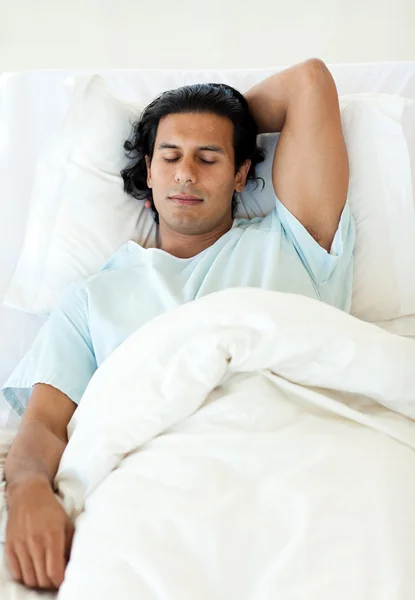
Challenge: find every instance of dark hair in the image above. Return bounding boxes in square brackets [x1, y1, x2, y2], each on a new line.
[120, 83, 265, 224]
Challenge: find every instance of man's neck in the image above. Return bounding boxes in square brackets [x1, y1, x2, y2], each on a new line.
[159, 218, 234, 259]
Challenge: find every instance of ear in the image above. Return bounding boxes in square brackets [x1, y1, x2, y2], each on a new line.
[145, 155, 152, 188]
[234, 159, 251, 193]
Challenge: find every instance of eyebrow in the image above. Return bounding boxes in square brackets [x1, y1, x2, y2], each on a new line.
[157, 143, 225, 154]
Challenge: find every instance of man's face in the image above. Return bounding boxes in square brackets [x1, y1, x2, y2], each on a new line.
[146, 113, 250, 235]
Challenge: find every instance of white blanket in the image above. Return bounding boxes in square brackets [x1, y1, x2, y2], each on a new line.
[2, 288, 415, 599]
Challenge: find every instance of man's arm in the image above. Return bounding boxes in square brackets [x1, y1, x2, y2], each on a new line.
[5, 384, 75, 487]
[245, 58, 349, 252]
[4, 384, 76, 590]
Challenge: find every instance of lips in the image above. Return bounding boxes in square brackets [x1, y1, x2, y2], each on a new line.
[169, 194, 203, 205]
[170, 194, 202, 200]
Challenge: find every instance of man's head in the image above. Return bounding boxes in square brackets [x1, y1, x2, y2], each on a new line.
[121, 83, 265, 236]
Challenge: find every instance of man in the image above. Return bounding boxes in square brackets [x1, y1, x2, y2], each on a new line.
[1, 58, 354, 590]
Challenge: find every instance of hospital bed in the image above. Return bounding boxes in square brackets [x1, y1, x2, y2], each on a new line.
[1, 61, 415, 427]
[0, 62, 415, 599]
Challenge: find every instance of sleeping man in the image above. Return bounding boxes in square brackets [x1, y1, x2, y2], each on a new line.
[1, 58, 354, 591]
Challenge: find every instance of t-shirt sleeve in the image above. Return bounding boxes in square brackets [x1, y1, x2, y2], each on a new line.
[275, 196, 355, 285]
[1, 281, 97, 417]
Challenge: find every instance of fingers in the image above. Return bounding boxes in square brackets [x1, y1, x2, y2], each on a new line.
[4, 490, 74, 591]
[28, 537, 55, 589]
[6, 539, 55, 590]
[12, 544, 38, 589]
[45, 532, 66, 589]
[6, 527, 72, 590]
[4, 545, 22, 583]
[65, 520, 75, 563]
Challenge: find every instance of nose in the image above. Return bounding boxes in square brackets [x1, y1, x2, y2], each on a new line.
[174, 157, 197, 184]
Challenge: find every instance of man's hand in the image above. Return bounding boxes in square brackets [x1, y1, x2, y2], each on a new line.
[5, 476, 74, 590]
[3, 385, 77, 589]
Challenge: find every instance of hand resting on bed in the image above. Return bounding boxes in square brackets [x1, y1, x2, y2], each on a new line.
[4, 383, 76, 590]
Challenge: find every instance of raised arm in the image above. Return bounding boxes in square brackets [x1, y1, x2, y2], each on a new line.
[245, 58, 348, 252]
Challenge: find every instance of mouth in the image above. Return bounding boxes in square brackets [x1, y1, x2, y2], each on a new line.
[169, 194, 204, 205]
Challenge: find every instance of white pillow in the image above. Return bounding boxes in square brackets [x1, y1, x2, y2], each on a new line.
[2, 75, 270, 314]
[234, 95, 415, 330]
[340, 94, 415, 324]
[2, 76, 156, 313]
[3, 76, 415, 333]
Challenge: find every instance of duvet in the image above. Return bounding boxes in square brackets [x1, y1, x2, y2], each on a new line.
[1, 288, 415, 600]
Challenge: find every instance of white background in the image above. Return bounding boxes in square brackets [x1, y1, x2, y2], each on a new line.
[1, 0, 414, 71]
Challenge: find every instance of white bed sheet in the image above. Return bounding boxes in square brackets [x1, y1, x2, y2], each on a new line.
[1, 288, 415, 599]
[1, 61, 415, 428]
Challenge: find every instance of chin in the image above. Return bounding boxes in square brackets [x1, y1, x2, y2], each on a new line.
[165, 215, 213, 235]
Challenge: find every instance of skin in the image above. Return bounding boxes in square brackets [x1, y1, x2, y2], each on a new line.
[146, 59, 349, 256]
[246, 58, 349, 252]
[4, 384, 76, 590]
[145, 112, 251, 259]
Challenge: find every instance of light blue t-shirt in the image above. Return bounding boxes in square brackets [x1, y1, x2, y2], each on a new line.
[2, 200, 355, 416]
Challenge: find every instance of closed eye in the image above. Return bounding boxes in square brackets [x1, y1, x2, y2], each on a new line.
[163, 157, 216, 165]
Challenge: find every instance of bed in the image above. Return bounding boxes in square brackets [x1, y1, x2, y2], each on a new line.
[0, 62, 415, 598]
[1, 61, 415, 429]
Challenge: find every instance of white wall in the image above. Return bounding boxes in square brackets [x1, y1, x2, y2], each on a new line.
[1, 0, 414, 71]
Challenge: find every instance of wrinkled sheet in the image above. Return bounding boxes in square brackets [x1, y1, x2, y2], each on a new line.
[1, 288, 415, 599]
